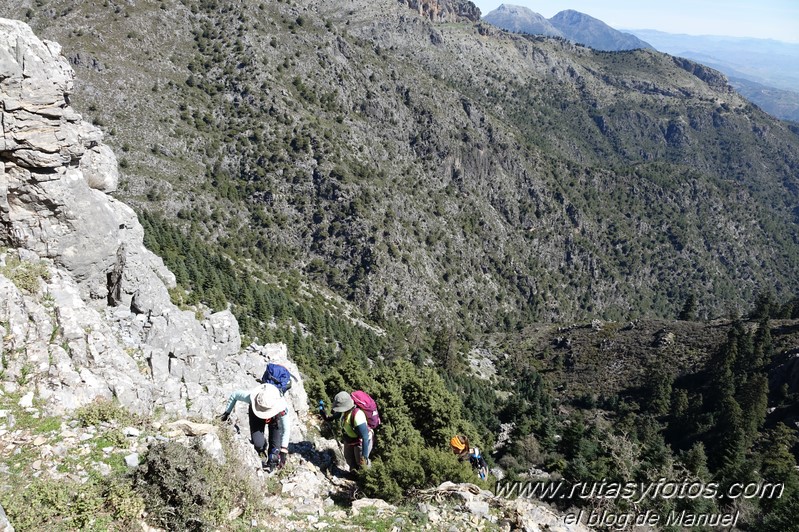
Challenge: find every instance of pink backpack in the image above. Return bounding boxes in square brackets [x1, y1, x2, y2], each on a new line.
[351, 390, 381, 430]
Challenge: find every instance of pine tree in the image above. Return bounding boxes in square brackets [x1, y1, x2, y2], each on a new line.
[670, 388, 689, 421]
[647, 366, 674, 416]
[431, 328, 464, 374]
[709, 334, 737, 410]
[733, 328, 755, 387]
[759, 424, 799, 529]
[682, 441, 710, 480]
[753, 317, 774, 368]
[737, 374, 768, 448]
[713, 395, 746, 486]
[750, 290, 776, 320]
[678, 294, 697, 320]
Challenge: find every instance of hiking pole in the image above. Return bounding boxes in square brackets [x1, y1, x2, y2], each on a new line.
[318, 399, 346, 465]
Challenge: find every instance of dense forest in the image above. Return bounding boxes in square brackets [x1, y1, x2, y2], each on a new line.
[142, 212, 799, 529]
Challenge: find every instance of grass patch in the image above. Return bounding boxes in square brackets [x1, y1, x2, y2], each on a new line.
[0, 476, 144, 531]
[74, 398, 138, 427]
[31, 416, 62, 435]
[0, 254, 51, 294]
[348, 507, 396, 532]
[0, 392, 60, 433]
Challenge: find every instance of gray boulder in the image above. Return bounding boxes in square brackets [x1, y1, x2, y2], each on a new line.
[0, 502, 14, 532]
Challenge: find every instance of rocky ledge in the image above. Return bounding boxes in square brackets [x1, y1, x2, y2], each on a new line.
[399, 0, 482, 23]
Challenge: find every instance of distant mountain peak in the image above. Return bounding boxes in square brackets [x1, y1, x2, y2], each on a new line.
[494, 4, 534, 13]
[484, 6, 653, 51]
[483, 4, 564, 38]
[548, 9, 653, 51]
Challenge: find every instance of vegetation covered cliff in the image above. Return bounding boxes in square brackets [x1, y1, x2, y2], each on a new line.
[5, 0, 799, 332]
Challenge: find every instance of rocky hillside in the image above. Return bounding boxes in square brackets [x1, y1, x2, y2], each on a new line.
[0, 17, 252, 418]
[626, 30, 799, 122]
[400, 0, 481, 23]
[0, 18, 603, 530]
[730, 77, 799, 122]
[3, 0, 799, 330]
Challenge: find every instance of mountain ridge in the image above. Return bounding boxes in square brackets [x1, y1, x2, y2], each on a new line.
[483, 5, 653, 51]
[483, 10, 799, 121]
[548, 9, 654, 51]
[4, 0, 799, 329]
[625, 28, 799, 121]
[481, 4, 563, 38]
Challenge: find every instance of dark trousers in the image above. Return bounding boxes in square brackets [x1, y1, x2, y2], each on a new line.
[249, 405, 281, 456]
[343, 431, 373, 471]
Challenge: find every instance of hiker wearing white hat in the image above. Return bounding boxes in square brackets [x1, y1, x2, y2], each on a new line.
[221, 382, 291, 471]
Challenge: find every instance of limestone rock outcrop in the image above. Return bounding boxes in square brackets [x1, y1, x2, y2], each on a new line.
[0, 18, 164, 306]
[0, 17, 296, 425]
[399, 0, 481, 23]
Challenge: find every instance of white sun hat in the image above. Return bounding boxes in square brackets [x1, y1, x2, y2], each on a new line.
[250, 383, 288, 419]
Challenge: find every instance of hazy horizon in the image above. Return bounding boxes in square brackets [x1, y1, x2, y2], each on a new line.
[475, 1, 799, 44]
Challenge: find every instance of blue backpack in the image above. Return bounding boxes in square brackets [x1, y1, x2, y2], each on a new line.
[261, 363, 292, 395]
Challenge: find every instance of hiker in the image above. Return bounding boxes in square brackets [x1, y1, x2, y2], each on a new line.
[220, 382, 291, 471]
[327, 391, 374, 471]
[449, 435, 488, 480]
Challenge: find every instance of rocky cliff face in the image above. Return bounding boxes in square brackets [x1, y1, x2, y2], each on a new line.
[0, 18, 311, 426]
[399, 0, 481, 23]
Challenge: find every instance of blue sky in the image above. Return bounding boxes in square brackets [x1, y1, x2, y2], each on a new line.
[472, 1, 799, 43]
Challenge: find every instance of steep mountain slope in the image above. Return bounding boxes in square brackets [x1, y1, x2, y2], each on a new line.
[626, 30, 799, 93]
[626, 29, 799, 122]
[5, 0, 799, 330]
[548, 9, 654, 51]
[2, 17, 798, 530]
[0, 20, 599, 530]
[730, 77, 799, 123]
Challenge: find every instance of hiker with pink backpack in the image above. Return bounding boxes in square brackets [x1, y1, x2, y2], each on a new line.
[325, 390, 381, 472]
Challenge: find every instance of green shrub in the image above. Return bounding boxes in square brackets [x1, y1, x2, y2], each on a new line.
[1, 255, 50, 293]
[360, 445, 476, 502]
[105, 478, 146, 521]
[135, 442, 214, 530]
[1, 476, 139, 531]
[74, 398, 135, 427]
[360, 458, 404, 502]
[2, 478, 72, 529]
[135, 439, 262, 530]
[418, 446, 476, 487]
